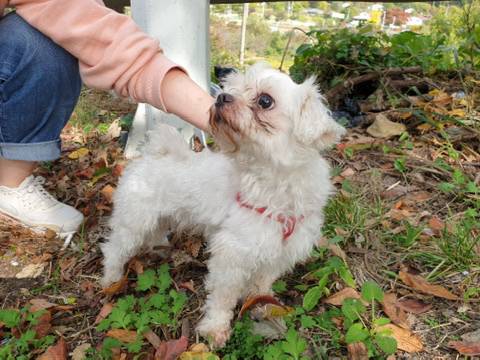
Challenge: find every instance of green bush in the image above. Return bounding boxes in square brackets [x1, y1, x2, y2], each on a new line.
[289, 25, 456, 89]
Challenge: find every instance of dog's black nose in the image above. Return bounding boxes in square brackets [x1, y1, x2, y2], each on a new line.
[215, 93, 234, 107]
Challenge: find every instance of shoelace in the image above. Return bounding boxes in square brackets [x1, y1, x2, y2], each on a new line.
[22, 177, 58, 210]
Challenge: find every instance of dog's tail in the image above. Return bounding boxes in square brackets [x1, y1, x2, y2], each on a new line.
[144, 124, 192, 159]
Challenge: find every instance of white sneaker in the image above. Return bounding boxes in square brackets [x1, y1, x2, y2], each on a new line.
[0, 175, 84, 238]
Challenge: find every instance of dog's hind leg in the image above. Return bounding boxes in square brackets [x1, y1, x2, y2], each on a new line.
[101, 213, 161, 287]
[245, 267, 280, 298]
[144, 218, 172, 257]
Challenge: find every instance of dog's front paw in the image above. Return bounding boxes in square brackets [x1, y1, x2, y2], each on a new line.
[100, 270, 124, 288]
[196, 317, 231, 349]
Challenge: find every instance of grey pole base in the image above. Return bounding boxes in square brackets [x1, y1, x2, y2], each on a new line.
[125, 0, 210, 159]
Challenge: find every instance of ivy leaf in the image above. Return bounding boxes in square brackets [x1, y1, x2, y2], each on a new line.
[361, 281, 384, 302]
[303, 286, 322, 311]
[345, 323, 369, 344]
[375, 335, 398, 355]
[136, 269, 156, 291]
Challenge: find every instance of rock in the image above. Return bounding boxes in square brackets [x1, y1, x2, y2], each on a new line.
[366, 114, 406, 138]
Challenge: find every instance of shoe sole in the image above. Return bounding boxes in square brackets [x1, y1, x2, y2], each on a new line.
[0, 209, 78, 239]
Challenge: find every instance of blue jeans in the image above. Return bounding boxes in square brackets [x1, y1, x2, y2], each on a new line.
[0, 13, 81, 161]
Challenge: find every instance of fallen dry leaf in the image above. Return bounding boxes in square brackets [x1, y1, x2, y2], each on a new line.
[324, 288, 363, 306]
[179, 280, 196, 294]
[378, 324, 423, 353]
[238, 295, 284, 319]
[416, 123, 433, 132]
[101, 184, 116, 203]
[102, 275, 128, 296]
[95, 303, 114, 324]
[155, 336, 189, 360]
[428, 216, 445, 234]
[347, 342, 369, 360]
[29, 298, 57, 312]
[15, 262, 46, 279]
[106, 329, 138, 343]
[448, 341, 480, 356]
[340, 167, 356, 177]
[33, 311, 52, 338]
[399, 268, 458, 300]
[179, 343, 220, 360]
[367, 114, 406, 139]
[397, 298, 432, 314]
[462, 329, 480, 343]
[38, 337, 67, 360]
[386, 209, 413, 222]
[264, 303, 294, 319]
[408, 191, 431, 202]
[71, 343, 91, 360]
[68, 147, 89, 160]
[317, 237, 347, 261]
[112, 163, 125, 178]
[252, 317, 288, 339]
[144, 329, 161, 349]
[128, 258, 144, 275]
[184, 237, 202, 258]
[75, 167, 95, 179]
[381, 293, 410, 329]
[100, 119, 122, 142]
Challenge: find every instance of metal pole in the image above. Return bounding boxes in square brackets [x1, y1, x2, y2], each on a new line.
[126, 0, 210, 158]
[239, 3, 249, 66]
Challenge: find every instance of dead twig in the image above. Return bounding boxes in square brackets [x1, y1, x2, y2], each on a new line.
[326, 66, 423, 103]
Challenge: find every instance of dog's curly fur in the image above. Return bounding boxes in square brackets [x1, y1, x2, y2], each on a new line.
[101, 63, 345, 347]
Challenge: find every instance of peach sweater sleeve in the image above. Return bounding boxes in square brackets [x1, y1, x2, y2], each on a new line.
[8, 0, 181, 111]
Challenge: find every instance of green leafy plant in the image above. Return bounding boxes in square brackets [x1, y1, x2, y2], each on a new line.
[0, 309, 56, 360]
[290, 25, 460, 90]
[92, 264, 188, 358]
[303, 256, 356, 311]
[342, 281, 397, 357]
[394, 222, 423, 247]
[263, 328, 308, 360]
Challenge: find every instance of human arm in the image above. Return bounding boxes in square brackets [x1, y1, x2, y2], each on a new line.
[10, 0, 214, 130]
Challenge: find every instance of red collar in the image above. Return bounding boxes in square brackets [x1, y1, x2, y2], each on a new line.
[236, 192, 303, 241]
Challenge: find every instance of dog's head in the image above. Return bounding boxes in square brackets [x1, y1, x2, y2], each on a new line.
[209, 63, 345, 166]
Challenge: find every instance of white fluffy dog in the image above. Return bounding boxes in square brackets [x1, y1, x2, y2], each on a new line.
[101, 63, 345, 347]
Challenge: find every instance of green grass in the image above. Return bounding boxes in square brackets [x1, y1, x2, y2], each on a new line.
[322, 186, 381, 241]
[71, 89, 120, 135]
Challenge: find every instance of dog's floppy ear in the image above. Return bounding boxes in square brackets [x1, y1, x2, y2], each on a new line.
[294, 77, 346, 150]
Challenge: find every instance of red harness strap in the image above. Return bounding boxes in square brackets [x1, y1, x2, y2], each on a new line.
[236, 192, 302, 241]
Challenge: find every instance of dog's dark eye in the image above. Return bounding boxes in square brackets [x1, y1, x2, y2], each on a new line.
[257, 94, 274, 109]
